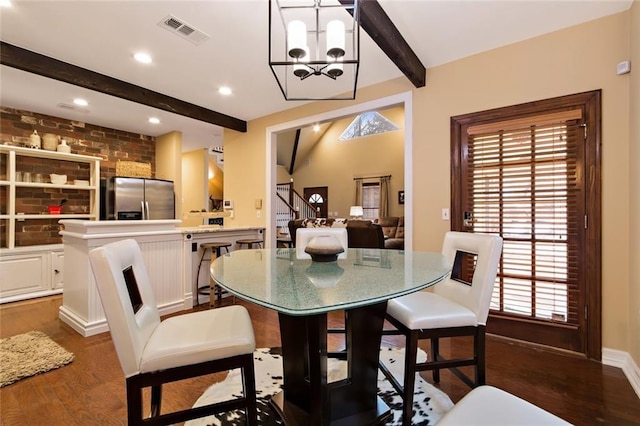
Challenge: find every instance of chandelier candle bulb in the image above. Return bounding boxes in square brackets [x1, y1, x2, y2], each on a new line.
[293, 46, 310, 77]
[287, 20, 307, 58]
[326, 56, 343, 78]
[326, 20, 345, 58]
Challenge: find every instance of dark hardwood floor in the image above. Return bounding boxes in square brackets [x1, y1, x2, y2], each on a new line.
[1, 295, 638, 425]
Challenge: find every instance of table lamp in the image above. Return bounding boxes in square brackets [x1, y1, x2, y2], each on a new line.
[350, 206, 364, 219]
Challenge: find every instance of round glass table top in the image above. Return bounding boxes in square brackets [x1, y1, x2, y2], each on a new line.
[211, 248, 451, 316]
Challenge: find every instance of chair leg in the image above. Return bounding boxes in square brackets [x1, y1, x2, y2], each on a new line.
[150, 384, 162, 417]
[431, 337, 441, 383]
[242, 357, 258, 425]
[401, 330, 420, 426]
[126, 378, 143, 425]
[475, 326, 486, 386]
[195, 248, 209, 307]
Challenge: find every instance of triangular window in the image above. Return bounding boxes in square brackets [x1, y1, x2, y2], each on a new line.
[339, 111, 399, 141]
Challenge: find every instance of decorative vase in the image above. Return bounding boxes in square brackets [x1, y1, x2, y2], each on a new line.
[29, 130, 41, 149]
[304, 236, 345, 262]
[57, 139, 71, 153]
[42, 133, 58, 151]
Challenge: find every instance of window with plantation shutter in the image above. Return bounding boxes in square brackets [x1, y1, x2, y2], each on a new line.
[451, 91, 602, 358]
[362, 183, 380, 220]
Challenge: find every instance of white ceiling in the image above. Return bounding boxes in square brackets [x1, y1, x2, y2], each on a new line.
[0, 0, 631, 153]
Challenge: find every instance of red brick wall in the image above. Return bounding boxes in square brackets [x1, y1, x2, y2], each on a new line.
[1, 107, 157, 247]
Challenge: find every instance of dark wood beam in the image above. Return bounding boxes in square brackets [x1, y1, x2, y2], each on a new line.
[289, 128, 301, 175]
[0, 42, 247, 132]
[340, 0, 426, 88]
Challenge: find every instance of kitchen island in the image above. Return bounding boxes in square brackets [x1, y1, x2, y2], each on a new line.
[58, 220, 264, 336]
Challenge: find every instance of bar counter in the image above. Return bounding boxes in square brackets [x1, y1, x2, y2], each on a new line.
[58, 220, 264, 336]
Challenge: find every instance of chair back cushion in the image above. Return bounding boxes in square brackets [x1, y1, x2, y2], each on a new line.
[89, 239, 161, 377]
[296, 228, 349, 259]
[436, 232, 503, 325]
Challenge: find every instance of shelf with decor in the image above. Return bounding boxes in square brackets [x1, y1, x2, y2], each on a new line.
[0, 144, 101, 248]
[0, 144, 101, 303]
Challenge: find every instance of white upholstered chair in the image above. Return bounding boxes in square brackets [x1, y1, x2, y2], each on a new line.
[438, 385, 572, 425]
[380, 231, 503, 424]
[295, 227, 348, 259]
[89, 239, 257, 426]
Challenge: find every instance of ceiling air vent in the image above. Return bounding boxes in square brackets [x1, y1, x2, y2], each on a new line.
[158, 15, 211, 45]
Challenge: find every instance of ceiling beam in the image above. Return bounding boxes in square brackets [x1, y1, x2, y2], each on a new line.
[340, 0, 426, 88]
[289, 128, 301, 175]
[0, 42, 247, 133]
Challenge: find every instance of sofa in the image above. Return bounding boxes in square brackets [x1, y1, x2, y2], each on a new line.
[375, 217, 404, 249]
[288, 218, 385, 249]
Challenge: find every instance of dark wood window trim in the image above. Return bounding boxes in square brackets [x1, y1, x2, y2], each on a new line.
[451, 90, 602, 360]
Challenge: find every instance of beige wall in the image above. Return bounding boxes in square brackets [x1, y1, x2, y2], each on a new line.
[181, 149, 207, 222]
[628, 0, 639, 365]
[291, 106, 405, 218]
[156, 131, 183, 219]
[225, 12, 634, 356]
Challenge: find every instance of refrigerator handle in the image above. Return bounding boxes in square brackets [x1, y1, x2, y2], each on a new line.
[140, 201, 146, 220]
[145, 201, 150, 220]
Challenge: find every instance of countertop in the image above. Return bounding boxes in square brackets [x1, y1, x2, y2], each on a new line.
[177, 225, 265, 234]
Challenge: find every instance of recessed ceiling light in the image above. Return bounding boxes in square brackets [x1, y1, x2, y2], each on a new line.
[313, 124, 320, 132]
[218, 87, 232, 96]
[0, 0, 13, 7]
[73, 98, 88, 107]
[148, 117, 160, 124]
[134, 52, 152, 64]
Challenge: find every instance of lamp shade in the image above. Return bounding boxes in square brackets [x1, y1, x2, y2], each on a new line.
[287, 20, 307, 59]
[350, 206, 364, 217]
[326, 20, 345, 58]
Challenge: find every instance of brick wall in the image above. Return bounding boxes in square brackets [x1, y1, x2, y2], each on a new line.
[1, 107, 157, 247]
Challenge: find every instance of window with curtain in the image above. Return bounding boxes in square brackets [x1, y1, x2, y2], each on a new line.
[451, 91, 601, 358]
[362, 183, 379, 220]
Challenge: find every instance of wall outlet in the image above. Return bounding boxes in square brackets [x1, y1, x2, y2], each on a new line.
[441, 208, 450, 220]
[256, 210, 261, 218]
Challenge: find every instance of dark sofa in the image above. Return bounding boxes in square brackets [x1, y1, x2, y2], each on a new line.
[288, 218, 385, 249]
[375, 216, 405, 249]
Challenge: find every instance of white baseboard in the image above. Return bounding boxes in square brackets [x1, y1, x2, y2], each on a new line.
[59, 300, 188, 337]
[602, 347, 640, 399]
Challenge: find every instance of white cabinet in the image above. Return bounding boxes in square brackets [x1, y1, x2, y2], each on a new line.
[0, 246, 64, 303]
[0, 145, 100, 302]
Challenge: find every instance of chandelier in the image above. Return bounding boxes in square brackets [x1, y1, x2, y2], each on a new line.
[269, 0, 360, 101]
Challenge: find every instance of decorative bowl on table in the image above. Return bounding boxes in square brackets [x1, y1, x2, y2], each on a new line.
[50, 174, 67, 185]
[304, 236, 345, 262]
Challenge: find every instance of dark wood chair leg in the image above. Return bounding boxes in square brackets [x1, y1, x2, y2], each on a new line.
[150, 384, 162, 417]
[431, 337, 441, 383]
[402, 330, 419, 426]
[126, 378, 143, 426]
[242, 357, 258, 426]
[476, 326, 486, 386]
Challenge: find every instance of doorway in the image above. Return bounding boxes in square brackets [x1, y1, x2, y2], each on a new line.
[304, 186, 328, 218]
[266, 92, 414, 249]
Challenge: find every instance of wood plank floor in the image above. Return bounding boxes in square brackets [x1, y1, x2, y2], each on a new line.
[1, 295, 638, 425]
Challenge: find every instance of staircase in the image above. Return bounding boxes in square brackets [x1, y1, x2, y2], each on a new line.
[276, 183, 317, 235]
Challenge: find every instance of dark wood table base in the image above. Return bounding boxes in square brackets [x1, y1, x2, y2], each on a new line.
[272, 302, 392, 426]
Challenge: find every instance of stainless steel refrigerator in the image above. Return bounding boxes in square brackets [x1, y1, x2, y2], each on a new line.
[100, 177, 175, 220]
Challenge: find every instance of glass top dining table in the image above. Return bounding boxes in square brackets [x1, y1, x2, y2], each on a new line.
[211, 247, 451, 426]
[210, 248, 451, 316]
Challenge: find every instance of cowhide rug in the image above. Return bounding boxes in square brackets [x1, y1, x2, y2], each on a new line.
[186, 347, 453, 425]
